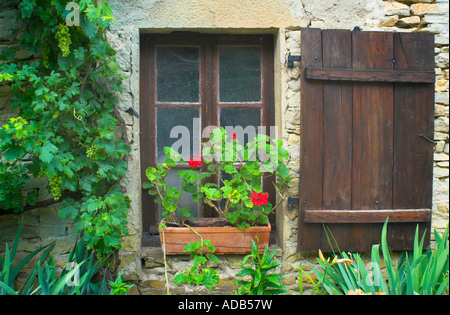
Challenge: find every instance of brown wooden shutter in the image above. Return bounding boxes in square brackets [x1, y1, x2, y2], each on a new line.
[298, 29, 435, 253]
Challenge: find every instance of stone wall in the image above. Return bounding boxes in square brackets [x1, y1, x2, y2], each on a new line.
[1, 0, 448, 295]
[376, 0, 449, 234]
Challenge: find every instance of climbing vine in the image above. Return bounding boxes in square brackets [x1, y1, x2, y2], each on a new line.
[0, 0, 130, 261]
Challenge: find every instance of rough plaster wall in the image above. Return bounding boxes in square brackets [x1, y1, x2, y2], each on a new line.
[109, 0, 387, 30]
[301, 0, 385, 28]
[110, 0, 310, 29]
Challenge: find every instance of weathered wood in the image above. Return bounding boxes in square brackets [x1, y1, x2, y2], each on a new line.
[392, 32, 435, 249]
[298, 28, 324, 252]
[306, 67, 435, 83]
[304, 209, 432, 223]
[321, 29, 353, 251]
[298, 29, 435, 253]
[351, 31, 394, 251]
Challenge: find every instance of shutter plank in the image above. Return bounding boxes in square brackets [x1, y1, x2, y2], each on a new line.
[298, 28, 324, 252]
[305, 209, 432, 223]
[351, 32, 394, 252]
[392, 32, 434, 250]
[305, 68, 435, 83]
[321, 29, 353, 251]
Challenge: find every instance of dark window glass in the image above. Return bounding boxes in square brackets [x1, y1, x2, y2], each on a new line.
[157, 46, 199, 102]
[219, 47, 261, 103]
[157, 108, 200, 163]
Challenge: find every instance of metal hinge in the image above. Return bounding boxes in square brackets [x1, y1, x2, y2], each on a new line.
[287, 52, 301, 68]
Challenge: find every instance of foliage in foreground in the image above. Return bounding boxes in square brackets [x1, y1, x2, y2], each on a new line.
[174, 238, 220, 290]
[234, 238, 288, 295]
[306, 220, 449, 295]
[144, 128, 291, 230]
[0, 220, 133, 295]
[0, 0, 131, 259]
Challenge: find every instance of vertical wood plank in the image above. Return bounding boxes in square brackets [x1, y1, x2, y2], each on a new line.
[392, 32, 434, 250]
[321, 29, 353, 251]
[140, 35, 157, 232]
[298, 28, 324, 252]
[351, 31, 394, 251]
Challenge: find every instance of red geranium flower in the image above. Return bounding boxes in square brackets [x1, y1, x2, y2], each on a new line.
[188, 154, 203, 168]
[250, 191, 269, 206]
[230, 133, 238, 140]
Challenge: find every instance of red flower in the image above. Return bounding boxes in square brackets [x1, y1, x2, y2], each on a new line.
[230, 133, 238, 140]
[250, 192, 269, 206]
[188, 154, 203, 168]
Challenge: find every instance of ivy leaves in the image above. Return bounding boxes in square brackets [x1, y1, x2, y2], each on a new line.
[0, 1, 130, 259]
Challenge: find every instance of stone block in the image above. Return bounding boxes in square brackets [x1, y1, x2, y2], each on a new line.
[398, 16, 421, 27]
[434, 166, 449, 178]
[423, 12, 450, 24]
[434, 152, 450, 161]
[435, 79, 449, 93]
[435, 104, 447, 117]
[435, 116, 449, 133]
[410, 4, 444, 16]
[38, 206, 69, 225]
[436, 92, 449, 105]
[436, 53, 449, 69]
[384, 2, 410, 16]
[37, 224, 66, 239]
[379, 15, 399, 27]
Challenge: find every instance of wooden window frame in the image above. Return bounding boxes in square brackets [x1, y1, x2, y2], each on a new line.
[140, 33, 275, 244]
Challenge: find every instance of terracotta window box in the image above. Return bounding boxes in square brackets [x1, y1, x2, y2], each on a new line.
[159, 218, 271, 255]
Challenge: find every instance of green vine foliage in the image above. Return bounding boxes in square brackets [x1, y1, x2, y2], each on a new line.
[0, 0, 131, 260]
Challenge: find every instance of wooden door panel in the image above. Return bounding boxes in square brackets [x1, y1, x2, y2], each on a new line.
[298, 29, 435, 253]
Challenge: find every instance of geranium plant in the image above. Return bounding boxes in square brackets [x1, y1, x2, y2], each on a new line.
[143, 127, 291, 230]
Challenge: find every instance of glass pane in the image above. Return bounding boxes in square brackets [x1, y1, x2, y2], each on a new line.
[219, 46, 261, 102]
[157, 46, 199, 102]
[157, 108, 200, 163]
[220, 108, 261, 147]
[157, 170, 200, 221]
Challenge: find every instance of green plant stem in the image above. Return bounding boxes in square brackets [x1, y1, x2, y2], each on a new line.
[161, 228, 170, 295]
[318, 265, 330, 295]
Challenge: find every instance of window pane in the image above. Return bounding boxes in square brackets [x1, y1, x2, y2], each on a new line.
[157, 170, 200, 221]
[220, 108, 261, 146]
[157, 46, 199, 102]
[157, 108, 200, 163]
[219, 47, 261, 103]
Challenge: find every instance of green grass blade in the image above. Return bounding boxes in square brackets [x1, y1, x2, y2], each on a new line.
[37, 262, 50, 295]
[11, 243, 54, 282]
[50, 262, 83, 295]
[0, 281, 18, 295]
[381, 218, 399, 294]
[10, 218, 24, 263]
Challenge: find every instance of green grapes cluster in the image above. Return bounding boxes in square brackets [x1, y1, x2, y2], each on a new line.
[41, 40, 51, 68]
[38, 169, 46, 178]
[49, 176, 62, 201]
[87, 145, 98, 161]
[55, 24, 72, 57]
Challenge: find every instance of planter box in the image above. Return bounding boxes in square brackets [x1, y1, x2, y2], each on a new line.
[159, 218, 271, 255]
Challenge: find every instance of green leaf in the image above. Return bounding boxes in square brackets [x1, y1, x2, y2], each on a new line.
[0, 281, 18, 295]
[39, 142, 59, 163]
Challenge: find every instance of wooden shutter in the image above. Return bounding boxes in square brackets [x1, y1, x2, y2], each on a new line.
[298, 29, 435, 252]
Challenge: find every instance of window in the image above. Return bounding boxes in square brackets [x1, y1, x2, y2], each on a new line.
[140, 34, 274, 242]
